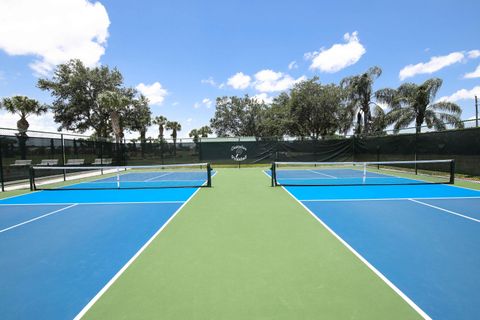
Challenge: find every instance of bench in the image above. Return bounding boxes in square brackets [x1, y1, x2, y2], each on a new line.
[37, 159, 59, 166]
[65, 159, 85, 165]
[91, 158, 112, 165]
[10, 160, 32, 166]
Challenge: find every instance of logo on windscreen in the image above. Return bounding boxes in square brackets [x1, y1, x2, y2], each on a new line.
[231, 145, 247, 161]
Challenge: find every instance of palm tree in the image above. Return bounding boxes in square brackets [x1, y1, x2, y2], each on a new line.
[198, 126, 212, 138]
[129, 95, 151, 158]
[376, 78, 463, 134]
[1, 96, 48, 159]
[130, 94, 151, 142]
[189, 129, 199, 144]
[166, 121, 181, 156]
[98, 90, 131, 143]
[152, 116, 168, 142]
[1, 96, 48, 135]
[340, 66, 382, 135]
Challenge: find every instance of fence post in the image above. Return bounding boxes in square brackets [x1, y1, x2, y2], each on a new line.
[351, 135, 356, 162]
[0, 141, 4, 192]
[414, 131, 418, 175]
[476, 95, 478, 127]
[61, 133, 66, 181]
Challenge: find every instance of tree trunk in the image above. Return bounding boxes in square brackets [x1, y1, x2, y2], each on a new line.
[110, 111, 122, 144]
[140, 129, 146, 158]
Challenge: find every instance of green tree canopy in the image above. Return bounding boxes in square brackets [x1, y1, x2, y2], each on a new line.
[282, 78, 347, 139]
[129, 94, 152, 142]
[37, 59, 124, 137]
[210, 95, 267, 137]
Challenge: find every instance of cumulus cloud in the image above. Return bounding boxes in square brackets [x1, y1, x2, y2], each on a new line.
[227, 72, 251, 89]
[252, 93, 274, 104]
[202, 98, 212, 108]
[288, 61, 298, 70]
[306, 31, 366, 73]
[468, 50, 480, 59]
[136, 82, 168, 105]
[399, 52, 465, 80]
[464, 65, 480, 79]
[254, 69, 305, 92]
[201, 76, 224, 88]
[193, 98, 213, 109]
[0, 0, 110, 76]
[438, 86, 480, 102]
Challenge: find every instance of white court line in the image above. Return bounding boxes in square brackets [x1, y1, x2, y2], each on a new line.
[301, 196, 480, 202]
[260, 170, 431, 319]
[0, 204, 78, 234]
[307, 170, 338, 179]
[73, 171, 216, 320]
[0, 201, 185, 206]
[143, 172, 173, 182]
[409, 199, 480, 223]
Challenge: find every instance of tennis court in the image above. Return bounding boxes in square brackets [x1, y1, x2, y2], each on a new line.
[270, 161, 480, 320]
[0, 161, 479, 319]
[0, 164, 212, 319]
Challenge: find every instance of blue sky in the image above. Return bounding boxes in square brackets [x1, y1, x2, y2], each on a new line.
[0, 0, 479, 138]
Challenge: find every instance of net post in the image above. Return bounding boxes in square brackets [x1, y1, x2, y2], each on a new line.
[116, 167, 120, 189]
[449, 159, 455, 184]
[29, 166, 35, 191]
[207, 163, 212, 187]
[271, 162, 276, 187]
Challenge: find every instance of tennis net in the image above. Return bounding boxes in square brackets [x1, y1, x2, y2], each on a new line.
[30, 163, 213, 190]
[271, 160, 455, 186]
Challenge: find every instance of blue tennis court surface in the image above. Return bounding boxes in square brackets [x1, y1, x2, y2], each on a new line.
[0, 184, 201, 319]
[272, 168, 480, 320]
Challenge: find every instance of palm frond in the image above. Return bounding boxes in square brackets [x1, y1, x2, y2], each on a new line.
[422, 78, 443, 101]
[429, 101, 462, 115]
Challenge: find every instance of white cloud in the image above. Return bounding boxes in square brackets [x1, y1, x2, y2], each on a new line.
[438, 86, 480, 102]
[136, 82, 168, 105]
[201, 76, 224, 88]
[288, 61, 298, 70]
[468, 50, 480, 59]
[0, 0, 110, 76]
[227, 72, 251, 89]
[193, 98, 213, 109]
[202, 98, 212, 108]
[306, 31, 366, 73]
[252, 93, 273, 104]
[172, 102, 179, 106]
[254, 69, 305, 92]
[464, 65, 480, 79]
[186, 118, 193, 123]
[399, 52, 465, 80]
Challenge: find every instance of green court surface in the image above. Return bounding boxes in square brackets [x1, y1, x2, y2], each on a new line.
[83, 168, 421, 319]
